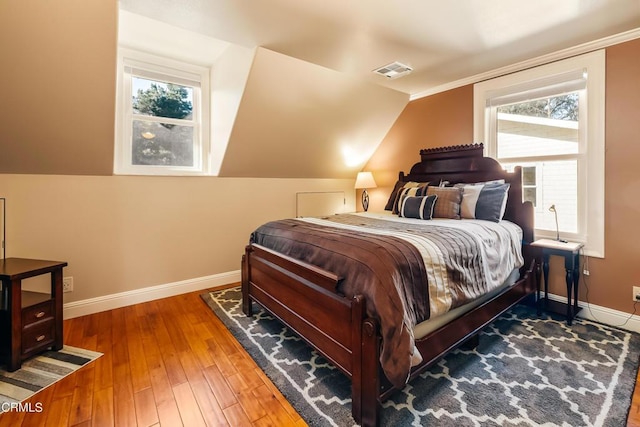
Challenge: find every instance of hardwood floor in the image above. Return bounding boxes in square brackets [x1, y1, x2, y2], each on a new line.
[629, 371, 640, 426]
[0, 286, 305, 427]
[2, 286, 640, 426]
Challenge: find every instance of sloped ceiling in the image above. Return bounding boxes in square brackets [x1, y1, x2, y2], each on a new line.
[116, 1, 640, 179]
[219, 48, 408, 178]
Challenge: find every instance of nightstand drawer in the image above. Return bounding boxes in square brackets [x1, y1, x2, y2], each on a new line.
[22, 300, 54, 328]
[22, 320, 55, 356]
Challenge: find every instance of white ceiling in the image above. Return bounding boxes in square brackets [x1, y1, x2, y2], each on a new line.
[119, 0, 640, 97]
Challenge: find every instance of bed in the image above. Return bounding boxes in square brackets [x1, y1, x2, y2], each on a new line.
[241, 143, 539, 426]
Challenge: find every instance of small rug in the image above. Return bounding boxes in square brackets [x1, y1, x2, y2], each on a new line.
[0, 345, 102, 411]
[202, 287, 640, 427]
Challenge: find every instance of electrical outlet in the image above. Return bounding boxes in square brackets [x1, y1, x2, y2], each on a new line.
[583, 269, 590, 276]
[633, 286, 640, 302]
[63, 277, 73, 293]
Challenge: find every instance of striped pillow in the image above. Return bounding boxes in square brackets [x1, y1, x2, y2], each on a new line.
[399, 195, 438, 220]
[392, 182, 429, 214]
[426, 186, 463, 219]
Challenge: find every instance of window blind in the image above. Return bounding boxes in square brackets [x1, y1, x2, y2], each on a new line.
[124, 64, 201, 88]
[485, 69, 586, 107]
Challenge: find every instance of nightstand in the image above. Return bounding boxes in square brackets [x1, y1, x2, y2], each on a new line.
[0, 258, 67, 371]
[530, 239, 584, 325]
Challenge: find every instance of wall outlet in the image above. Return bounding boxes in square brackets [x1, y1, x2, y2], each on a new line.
[583, 269, 590, 276]
[63, 277, 73, 293]
[633, 286, 640, 302]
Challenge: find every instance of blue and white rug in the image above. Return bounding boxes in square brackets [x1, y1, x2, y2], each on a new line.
[0, 345, 102, 412]
[202, 287, 640, 426]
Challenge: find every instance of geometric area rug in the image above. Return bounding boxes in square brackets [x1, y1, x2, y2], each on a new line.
[202, 287, 640, 427]
[0, 345, 102, 412]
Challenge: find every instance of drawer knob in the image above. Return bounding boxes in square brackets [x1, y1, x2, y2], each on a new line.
[36, 335, 46, 342]
[35, 311, 45, 319]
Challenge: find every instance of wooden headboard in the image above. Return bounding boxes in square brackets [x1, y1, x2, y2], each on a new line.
[400, 143, 534, 245]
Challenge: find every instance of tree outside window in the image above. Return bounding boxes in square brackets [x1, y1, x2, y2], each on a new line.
[131, 79, 195, 167]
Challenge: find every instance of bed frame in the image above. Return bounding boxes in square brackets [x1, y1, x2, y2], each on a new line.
[241, 144, 539, 426]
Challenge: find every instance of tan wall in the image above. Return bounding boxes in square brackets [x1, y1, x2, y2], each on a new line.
[592, 38, 640, 313]
[0, 0, 117, 175]
[365, 38, 640, 315]
[364, 85, 473, 211]
[0, 174, 355, 302]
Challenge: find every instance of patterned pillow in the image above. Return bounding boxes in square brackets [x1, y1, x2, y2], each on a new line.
[398, 195, 438, 220]
[456, 182, 510, 222]
[426, 186, 463, 219]
[391, 182, 429, 214]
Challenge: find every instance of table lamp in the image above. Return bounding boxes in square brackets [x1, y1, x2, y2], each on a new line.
[548, 204, 565, 242]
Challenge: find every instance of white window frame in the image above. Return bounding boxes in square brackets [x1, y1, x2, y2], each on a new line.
[474, 50, 605, 258]
[115, 48, 211, 176]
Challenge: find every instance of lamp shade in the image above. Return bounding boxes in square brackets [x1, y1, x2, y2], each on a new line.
[354, 172, 376, 189]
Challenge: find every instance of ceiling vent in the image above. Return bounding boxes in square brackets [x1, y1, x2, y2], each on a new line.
[372, 61, 413, 79]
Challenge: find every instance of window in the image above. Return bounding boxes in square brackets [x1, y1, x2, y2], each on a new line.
[474, 51, 605, 257]
[115, 49, 210, 175]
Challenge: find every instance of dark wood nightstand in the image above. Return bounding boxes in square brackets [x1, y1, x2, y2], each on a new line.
[0, 258, 67, 371]
[530, 239, 583, 325]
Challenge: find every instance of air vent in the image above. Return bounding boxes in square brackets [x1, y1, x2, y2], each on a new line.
[372, 61, 413, 79]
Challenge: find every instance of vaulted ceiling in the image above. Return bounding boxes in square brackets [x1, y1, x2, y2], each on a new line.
[119, 0, 640, 96]
[117, 0, 640, 178]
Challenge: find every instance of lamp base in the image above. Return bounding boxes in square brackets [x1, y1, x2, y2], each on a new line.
[361, 189, 370, 212]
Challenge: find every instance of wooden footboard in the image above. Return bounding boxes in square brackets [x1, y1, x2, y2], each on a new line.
[242, 243, 538, 427]
[241, 243, 380, 424]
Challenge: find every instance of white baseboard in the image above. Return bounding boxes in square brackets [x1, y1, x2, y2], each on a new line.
[63, 278, 640, 332]
[62, 270, 241, 319]
[547, 293, 640, 333]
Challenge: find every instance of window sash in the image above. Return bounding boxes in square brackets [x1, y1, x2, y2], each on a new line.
[123, 69, 201, 171]
[489, 94, 586, 241]
[115, 48, 210, 176]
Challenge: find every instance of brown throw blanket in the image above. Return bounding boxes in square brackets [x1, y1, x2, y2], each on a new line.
[250, 214, 515, 387]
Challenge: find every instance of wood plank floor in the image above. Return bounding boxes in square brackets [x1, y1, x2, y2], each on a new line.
[628, 371, 640, 426]
[2, 286, 640, 426]
[0, 285, 305, 427]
